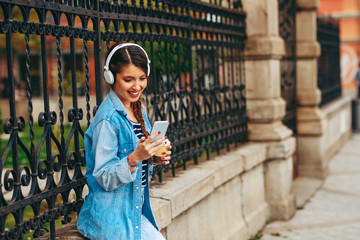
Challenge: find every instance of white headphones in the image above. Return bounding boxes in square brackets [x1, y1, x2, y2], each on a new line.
[103, 43, 151, 85]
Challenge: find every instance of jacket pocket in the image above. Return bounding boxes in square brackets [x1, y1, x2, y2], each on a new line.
[119, 143, 133, 159]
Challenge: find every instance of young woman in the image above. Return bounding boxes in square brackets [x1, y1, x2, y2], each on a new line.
[77, 43, 171, 240]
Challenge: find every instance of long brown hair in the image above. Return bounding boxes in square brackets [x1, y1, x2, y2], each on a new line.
[107, 43, 149, 136]
[131, 100, 148, 137]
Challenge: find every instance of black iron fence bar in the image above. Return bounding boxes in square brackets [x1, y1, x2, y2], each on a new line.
[279, 0, 297, 132]
[317, 17, 341, 106]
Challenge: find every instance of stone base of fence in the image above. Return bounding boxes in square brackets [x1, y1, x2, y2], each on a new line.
[38, 142, 296, 240]
[297, 96, 352, 178]
[35, 221, 85, 240]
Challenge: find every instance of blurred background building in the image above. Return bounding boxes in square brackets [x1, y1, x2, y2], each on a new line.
[318, 0, 360, 98]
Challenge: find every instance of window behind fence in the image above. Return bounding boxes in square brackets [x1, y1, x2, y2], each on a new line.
[0, 0, 246, 239]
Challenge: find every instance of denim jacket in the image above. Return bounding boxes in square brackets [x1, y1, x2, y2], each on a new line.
[77, 90, 157, 240]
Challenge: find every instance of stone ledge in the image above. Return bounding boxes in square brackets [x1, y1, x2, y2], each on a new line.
[247, 98, 286, 122]
[263, 137, 296, 160]
[297, 89, 322, 106]
[244, 36, 285, 60]
[296, 41, 321, 58]
[247, 121, 293, 142]
[35, 221, 85, 240]
[150, 198, 172, 231]
[321, 96, 352, 118]
[297, 107, 325, 136]
[296, 0, 319, 10]
[150, 143, 266, 227]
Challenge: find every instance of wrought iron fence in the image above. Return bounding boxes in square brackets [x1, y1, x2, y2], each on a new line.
[0, 0, 247, 239]
[317, 17, 342, 105]
[279, 0, 297, 132]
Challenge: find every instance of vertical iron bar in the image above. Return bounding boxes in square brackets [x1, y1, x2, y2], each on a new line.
[56, 36, 65, 149]
[164, 41, 170, 91]
[6, 18, 20, 205]
[150, 41, 157, 94]
[40, 26, 56, 240]
[94, 0, 103, 108]
[69, 34, 80, 177]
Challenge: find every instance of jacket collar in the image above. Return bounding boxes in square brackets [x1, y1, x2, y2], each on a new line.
[108, 89, 127, 116]
[108, 89, 148, 119]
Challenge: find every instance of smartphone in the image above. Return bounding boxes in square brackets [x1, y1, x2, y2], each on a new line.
[150, 121, 169, 142]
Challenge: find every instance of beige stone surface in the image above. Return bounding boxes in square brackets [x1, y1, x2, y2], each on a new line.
[150, 143, 266, 221]
[241, 165, 270, 236]
[150, 197, 172, 231]
[241, 144, 267, 171]
[297, 107, 325, 135]
[211, 177, 248, 240]
[297, 135, 328, 178]
[163, 176, 248, 240]
[264, 136, 296, 161]
[296, 59, 318, 91]
[245, 59, 281, 99]
[262, 136, 360, 240]
[296, 0, 320, 9]
[247, 121, 293, 141]
[243, 0, 279, 36]
[297, 89, 322, 106]
[297, 119, 324, 135]
[296, 41, 321, 58]
[165, 195, 214, 240]
[244, 36, 285, 59]
[246, 98, 286, 123]
[200, 148, 245, 188]
[264, 157, 296, 220]
[150, 167, 215, 219]
[297, 107, 324, 121]
[293, 177, 323, 207]
[296, 97, 352, 179]
[296, 11, 317, 41]
[149, 143, 268, 239]
[321, 96, 352, 162]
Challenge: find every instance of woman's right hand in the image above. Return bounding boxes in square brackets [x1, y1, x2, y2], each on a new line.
[127, 131, 167, 167]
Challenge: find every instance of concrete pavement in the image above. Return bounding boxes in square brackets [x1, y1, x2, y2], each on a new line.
[261, 133, 360, 240]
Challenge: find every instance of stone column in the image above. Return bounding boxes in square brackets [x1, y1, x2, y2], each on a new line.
[243, 0, 296, 221]
[295, 0, 326, 178]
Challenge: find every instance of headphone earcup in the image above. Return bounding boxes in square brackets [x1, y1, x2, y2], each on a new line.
[104, 70, 114, 84]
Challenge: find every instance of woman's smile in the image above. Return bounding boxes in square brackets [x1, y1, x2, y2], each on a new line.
[113, 63, 147, 108]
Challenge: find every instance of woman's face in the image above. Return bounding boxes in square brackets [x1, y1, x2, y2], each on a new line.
[113, 63, 147, 107]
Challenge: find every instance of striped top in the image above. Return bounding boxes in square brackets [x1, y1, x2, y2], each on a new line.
[129, 119, 148, 188]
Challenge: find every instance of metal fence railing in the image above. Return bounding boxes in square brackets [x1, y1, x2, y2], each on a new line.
[317, 17, 342, 105]
[0, 0, 247, 239]
[279, 0, 297, 133]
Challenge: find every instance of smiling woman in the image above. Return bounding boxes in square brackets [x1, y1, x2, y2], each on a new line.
[113, 64, 148, 114]
[76, 43, 171, 240]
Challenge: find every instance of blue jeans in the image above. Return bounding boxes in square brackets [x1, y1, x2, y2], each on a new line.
[141, 214, 165, 240]
[141, 187, 165, 240]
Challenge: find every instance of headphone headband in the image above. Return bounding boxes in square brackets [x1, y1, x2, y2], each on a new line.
[103, 43, 151, 84]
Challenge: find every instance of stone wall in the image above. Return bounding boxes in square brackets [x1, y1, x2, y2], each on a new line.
[151, 141, 296, 240]
[296, 0, 352, 178]
[297, 96, 352, 178]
